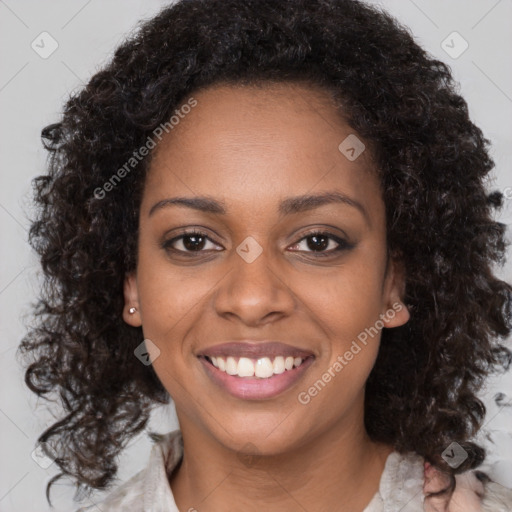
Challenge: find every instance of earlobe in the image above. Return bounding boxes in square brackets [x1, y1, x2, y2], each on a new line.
[382, 297, 410, 328]
[382, 258, 410, 328]
[123, 272, 142, 327]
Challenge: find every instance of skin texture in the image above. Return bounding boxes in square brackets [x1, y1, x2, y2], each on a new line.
[122, 82, 410, 511]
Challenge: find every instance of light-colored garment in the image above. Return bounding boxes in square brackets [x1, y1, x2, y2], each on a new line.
[75, 429, 512, 512]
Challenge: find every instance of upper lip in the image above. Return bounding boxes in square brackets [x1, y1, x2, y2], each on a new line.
[196, 341, 315, 359]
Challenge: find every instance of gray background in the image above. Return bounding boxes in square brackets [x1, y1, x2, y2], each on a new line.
[1, 1, 511, 510]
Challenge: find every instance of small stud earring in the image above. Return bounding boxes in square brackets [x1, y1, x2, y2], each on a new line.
[129, 307, 137, 314]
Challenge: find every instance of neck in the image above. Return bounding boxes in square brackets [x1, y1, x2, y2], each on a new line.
[169, 402, 393, 512]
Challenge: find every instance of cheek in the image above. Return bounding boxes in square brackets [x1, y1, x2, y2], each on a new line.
[136, 232, 210, 315]
[294, 254, 387, 401]
[135, 263, 210, 411]
[295, 279, 383, 428]
[134, 248, 213, 369]
[300, 255, 387, 342]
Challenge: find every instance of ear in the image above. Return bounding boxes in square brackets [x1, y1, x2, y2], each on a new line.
[381, 257, 410, 328]
[123, 272, 142, 327]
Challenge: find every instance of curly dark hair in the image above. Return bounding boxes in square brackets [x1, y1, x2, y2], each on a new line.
[18, 0, 512, 505]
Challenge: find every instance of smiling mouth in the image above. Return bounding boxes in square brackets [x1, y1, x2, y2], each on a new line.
[198, 352, 315, 400]
[200, 354, 313, 378]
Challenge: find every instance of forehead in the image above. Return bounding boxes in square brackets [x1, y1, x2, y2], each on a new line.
[142, 81, 382, 222]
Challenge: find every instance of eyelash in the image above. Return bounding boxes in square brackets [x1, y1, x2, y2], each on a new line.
[162, 229, 353, 258]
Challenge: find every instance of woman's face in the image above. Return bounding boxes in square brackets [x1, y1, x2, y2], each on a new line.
[124, 82, 409, 455]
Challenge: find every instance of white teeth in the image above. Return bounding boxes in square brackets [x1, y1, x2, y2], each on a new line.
[272, 356, 285, 374]
[226, 356, 238, 375]
[255, 357, 274, 378]
[237, 357, 255, 377]
[205, 354, 307, 378]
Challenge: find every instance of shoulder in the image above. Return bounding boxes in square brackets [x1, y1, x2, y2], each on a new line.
[74, 469, 147, 512]
[369, 450, 512, 512]
[423, 458, 512, 511]
[73, 429, 184, 512]
[478, 473, 512, 512]
[424, 463, 512, 512]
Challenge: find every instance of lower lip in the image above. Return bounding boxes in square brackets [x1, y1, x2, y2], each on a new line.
[199, 356, 315, 400]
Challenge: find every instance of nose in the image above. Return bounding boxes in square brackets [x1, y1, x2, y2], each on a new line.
[212, 240, 296, 327]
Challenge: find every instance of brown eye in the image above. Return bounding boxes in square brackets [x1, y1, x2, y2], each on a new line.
[289, 231, 354, 257]
[162, 230, 221, 254]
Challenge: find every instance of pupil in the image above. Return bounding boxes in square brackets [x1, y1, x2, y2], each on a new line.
[308, 235, 328, 251]
[184, 235, 205, 251]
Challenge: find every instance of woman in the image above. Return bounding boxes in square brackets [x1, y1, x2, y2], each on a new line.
[19, 0, 512, 510]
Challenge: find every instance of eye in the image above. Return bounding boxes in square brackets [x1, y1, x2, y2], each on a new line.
[162, 229, 353, 258]
[288, 231, 353, 257]
[162, 230, 221, 254]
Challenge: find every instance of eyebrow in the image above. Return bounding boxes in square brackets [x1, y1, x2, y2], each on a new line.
[148, 191, 370, 225]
